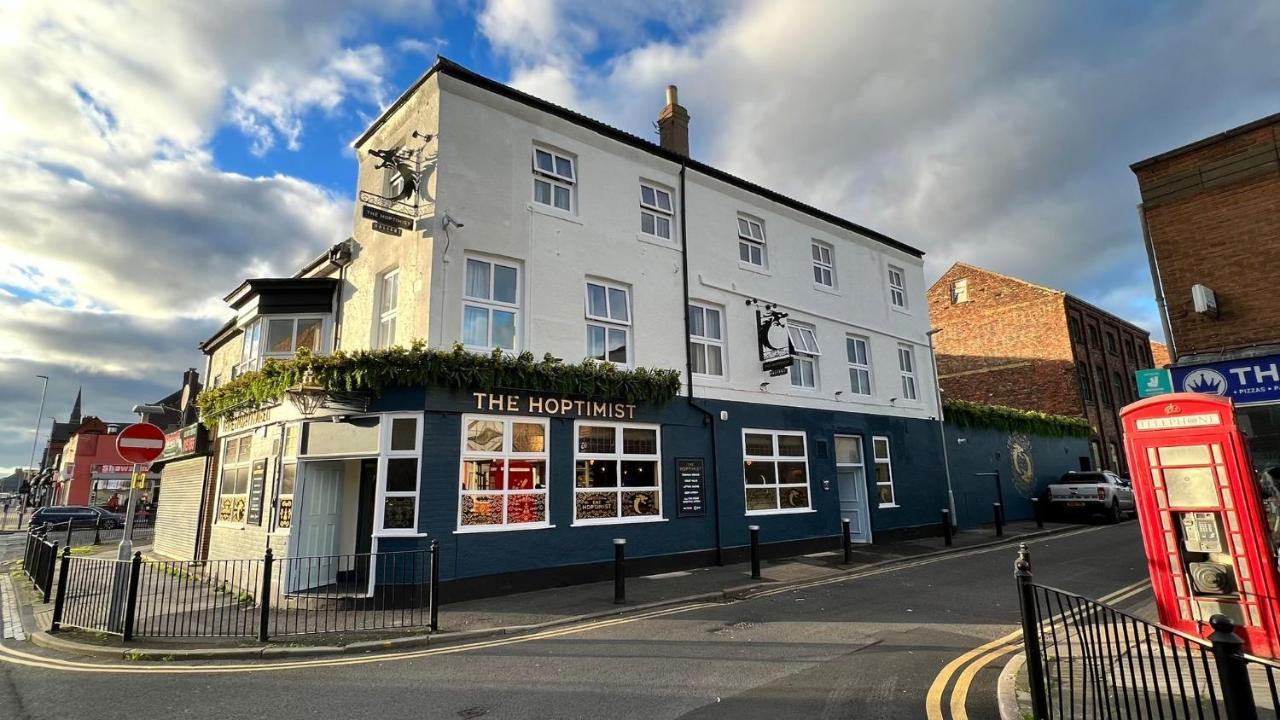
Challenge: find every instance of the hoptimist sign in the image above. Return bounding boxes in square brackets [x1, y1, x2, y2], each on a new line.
[472, 392, 638, 420]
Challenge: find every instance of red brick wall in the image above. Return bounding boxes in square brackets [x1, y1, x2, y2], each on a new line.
[1134, 120, 1280, 358]
[928, 264, 1079, 417]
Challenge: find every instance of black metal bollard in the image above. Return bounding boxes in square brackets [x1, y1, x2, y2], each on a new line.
[43, 542, 58, 603]
[1015, 545, 1050, 720]
[942, 509, 953, 547]
[93, 517, 101, 545]
[841, 518, 852, 565]
[51, 547, 70, 633]
[1209, 614, 1260, 720]
[993, 503, 1004, 538]
[64, 520, 73, 548]
[429, 539, 440, 632]
[122, 552, 142, 642]
[258, 547, 274, 642]
[1030, 498, 1044, 529]
[613, 539, 627, 604]
[748, 525, 761, 579]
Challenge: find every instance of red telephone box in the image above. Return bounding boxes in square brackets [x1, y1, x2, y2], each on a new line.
[1121, 392, 1280, 656]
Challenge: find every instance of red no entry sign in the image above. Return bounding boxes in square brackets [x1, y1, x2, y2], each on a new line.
[116, 422, 167, 465]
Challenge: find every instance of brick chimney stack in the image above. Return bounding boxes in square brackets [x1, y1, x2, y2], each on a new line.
[657, 85, 689, 157]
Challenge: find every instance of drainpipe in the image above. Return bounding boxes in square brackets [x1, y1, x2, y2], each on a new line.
[677, 164, 724, 566]
[1137, 204, 1176, 362]
[927, 328, 957, 527]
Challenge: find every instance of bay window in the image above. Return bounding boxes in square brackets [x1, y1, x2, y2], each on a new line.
[235, 315, 325, 374]
[459, 416, 550, 530]
[574, 422, 662, 524]
[743, 430, 811, 513]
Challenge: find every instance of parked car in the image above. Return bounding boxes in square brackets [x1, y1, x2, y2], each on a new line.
[28, 505, 125, 530]
[1047, 471, 1136, 522]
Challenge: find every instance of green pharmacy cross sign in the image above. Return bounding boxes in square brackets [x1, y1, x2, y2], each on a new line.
[1136, 368, 1173, 398]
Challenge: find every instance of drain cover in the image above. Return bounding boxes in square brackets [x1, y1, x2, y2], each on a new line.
[457, 707, 488, 718]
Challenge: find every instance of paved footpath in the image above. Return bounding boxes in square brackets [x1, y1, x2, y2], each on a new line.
[0, 521, 1148, 720]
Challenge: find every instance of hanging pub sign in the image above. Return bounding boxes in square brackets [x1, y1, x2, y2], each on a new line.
[676, 458, 706, 517]
[362, 205, 413, 236]
[752, 301, 794, 376]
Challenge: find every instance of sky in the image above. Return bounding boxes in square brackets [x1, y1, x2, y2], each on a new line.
[2, 0, 1277, 475]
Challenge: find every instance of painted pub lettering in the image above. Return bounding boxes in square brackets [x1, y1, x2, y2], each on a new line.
[472, 392, 636, 420]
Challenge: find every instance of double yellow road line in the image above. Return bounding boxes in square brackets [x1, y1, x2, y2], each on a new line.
[925, 579, 1150, 720]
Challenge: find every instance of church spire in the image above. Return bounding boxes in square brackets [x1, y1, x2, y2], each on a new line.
[69, 387, 82, 424]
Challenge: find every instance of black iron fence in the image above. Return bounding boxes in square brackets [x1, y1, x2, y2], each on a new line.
[22, 531, 58, 602]
[49, 542, 439, 642]
[1016, 544, 1278, 719]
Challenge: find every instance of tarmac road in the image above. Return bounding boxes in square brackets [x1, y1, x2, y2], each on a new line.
[0, 522, 1147, 720]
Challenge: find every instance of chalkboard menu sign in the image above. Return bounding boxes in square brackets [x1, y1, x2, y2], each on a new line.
[246, 459, 268, 526]
[676, 458, 706, 517]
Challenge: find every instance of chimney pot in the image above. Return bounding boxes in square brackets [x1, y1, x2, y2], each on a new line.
[666, 85, 678, 105]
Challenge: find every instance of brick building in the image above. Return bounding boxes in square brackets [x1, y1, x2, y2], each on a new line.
[1132, 112, 1280, 471]
[928, 262, 1155, 474]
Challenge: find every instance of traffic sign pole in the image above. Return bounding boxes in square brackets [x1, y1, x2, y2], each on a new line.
[108, 423, 165, 631]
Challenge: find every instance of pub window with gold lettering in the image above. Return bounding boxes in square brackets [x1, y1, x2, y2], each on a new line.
[217, 435, 252, 524]
[459, 416, 549, 530]
[574, 422, 662, 524]
[743, 430, 811, 514]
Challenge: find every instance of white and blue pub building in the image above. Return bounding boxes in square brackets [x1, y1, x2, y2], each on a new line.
[197, 59, 949, 598]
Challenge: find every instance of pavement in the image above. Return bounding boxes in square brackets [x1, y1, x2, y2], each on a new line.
[0, 520, 1150, 720]
[10, 519, 1072, 659]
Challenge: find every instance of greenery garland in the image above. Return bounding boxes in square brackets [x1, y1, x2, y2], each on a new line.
[196, 342, 683, 427]
[943, 399, 1092, 438]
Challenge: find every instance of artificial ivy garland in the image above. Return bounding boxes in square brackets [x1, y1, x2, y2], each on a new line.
[196, 342, 683, 427]
[943, 399, 1092, 438]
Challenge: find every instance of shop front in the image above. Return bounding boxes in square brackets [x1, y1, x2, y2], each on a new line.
[1172, 352, 1280, 474]
[204, 385, 947, 600]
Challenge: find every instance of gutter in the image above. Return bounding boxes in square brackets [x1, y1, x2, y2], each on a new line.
[676, 162, 724, 566]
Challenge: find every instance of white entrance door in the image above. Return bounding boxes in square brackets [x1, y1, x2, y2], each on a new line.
[835, 435, 872, 544]
[286, 461, 344, 593]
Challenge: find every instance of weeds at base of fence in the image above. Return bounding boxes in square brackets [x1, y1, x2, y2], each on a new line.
[69, 547, 96, 556]
[123, 651, 146, 662]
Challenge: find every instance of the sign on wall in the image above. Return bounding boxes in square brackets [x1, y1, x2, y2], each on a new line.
[676, 458, 706, 517]
[753, 304, 794, 376]
[472, 392, 638, 420]
[246, 459, 267, 526]
[1136, 368, 1174, 398]
[1171, 353, 1280, 406]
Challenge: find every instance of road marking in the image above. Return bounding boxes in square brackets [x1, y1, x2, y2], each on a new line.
[927, 577, 1151, 720]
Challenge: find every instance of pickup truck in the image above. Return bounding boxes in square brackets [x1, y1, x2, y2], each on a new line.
[1047, 471, 1136, 522]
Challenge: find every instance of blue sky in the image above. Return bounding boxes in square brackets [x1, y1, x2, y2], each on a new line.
[1, 0, 1278, 475]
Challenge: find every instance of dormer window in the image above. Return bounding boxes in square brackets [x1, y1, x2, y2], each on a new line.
[223, 278, 338, 376]
[237, 316, 327, 374]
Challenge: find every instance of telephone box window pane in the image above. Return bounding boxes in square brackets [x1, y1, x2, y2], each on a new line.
[1163, 467, 1219, 507]
[1157, 445, 1212, 466]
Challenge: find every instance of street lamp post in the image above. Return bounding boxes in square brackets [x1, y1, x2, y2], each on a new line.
[926, 330, 957, 528]
[25, 375, 49, 516]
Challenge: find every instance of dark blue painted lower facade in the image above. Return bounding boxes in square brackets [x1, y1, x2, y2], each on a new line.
[367, 387, 949, 588]
[944, 422, 1090, 528]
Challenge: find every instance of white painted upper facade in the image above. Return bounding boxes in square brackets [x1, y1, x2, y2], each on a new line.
[238, 62, 938, 422]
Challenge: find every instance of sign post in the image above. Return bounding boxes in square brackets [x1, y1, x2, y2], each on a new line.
[108, 423, 165, 632]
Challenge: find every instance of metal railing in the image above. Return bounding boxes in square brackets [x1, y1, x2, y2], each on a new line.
[49, 541, 439, 642]
[22, 531, 58, 602]
[1015, 543, 1277, 719]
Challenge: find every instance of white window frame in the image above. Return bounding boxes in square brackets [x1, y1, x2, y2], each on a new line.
[742, 429, 813, 515]
[688, 302, 725, 378]
[639, 181, 674, 241]
[897, 343, 918, 401]
[532, 146, 575, 213]
[457, 415, 551, 533]
[585, 280, 632, 367]
[872, 436, 896, 508]
[846, 335, 873, 396]
[376, 268, 399, 349]
[462, 256, 521, 353]
[811, 241, 835, 289]
[216, 433, 252, 526]
[374, 413, 424, 536]
[888, 265, 908, 309]
[950, 278, 969, 304]
[737, 215, 766, 268]
[572, 420, 663, 526]
[788, 322, 821, 390]
[236, 315, 328, 374]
